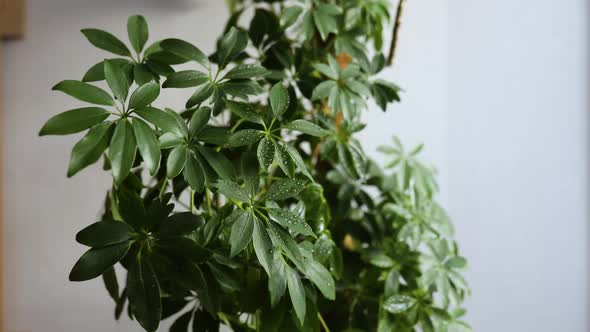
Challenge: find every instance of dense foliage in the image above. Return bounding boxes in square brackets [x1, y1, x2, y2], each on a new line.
[40, 1, 470, 331]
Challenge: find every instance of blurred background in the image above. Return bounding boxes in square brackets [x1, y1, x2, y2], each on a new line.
[0, 0, 588, 331]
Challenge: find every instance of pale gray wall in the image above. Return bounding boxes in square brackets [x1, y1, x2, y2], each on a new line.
[1, 0, 588, 331]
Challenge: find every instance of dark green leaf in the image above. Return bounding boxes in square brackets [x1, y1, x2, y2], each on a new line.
[135, 107, 183, 137]
[284, 144, 313, 181]
[167, 146, 188, 178]
[39, 107, 110, 136]
[226, 101, 264, 125]
[183, 152, 206, 192]
[216, 179, 250, 202]
[196, 146, 236, 180]
[53, 80, 114, 106]
[69, 242, 131, 281]
[252, 218, 273, 275]
[229, 210, 254, 257]
[76, 220, 132, 247]
[134, 63, 155, 85]
[109, 120, 137, 184]
[127, 259, 162, 332]
[305, 260, 335, 300]
[127, 15, 149, 54]
[81, 28, 131, 56]
[170, 311, 192, 332]
[102, 266, 119, 302]
[217, 27, 248, 69]
[163, 70, 209, 89]
[267, 222, 304, 271]
[83, 59, 132, 82]
[104, 59, 130, 102]
[197, 127, 230, 145]
[274, 142, 295, 178]
[131, 118, 161, 175]
[129, 82, 160, 109]
[286, 266, 306, 325]
[270, 83, 289, 118]
[68, 121, 114, 177]
[264, 178, 307, 201]
[224, 64, 268, 80]
[268, 208, 315, 238]
[227, 129, 264, 147]
[158, 212, 203, 237]
[161, 38, 209, 68]
[269, 252, 287, 307]
[193, 309, 220, 332]
[186, 83, 215, 108]
[189, 107, 211, 137]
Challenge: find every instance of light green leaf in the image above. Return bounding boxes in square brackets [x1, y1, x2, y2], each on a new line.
[270, 83, 290, 118]
[285, 119, 330, 137]
[312, 80, 337, 101]
[109, 120, 137, 184]
[127, 15, 149, 54]
[39, 107, 110, 136]
[280, 6, 303, 28]
[129, 82, 160, 109]
[53, 80, 114, 106]
[383, 295, 417, 314]
[81, 28, 131, 56]
[132, 118, 161, 175]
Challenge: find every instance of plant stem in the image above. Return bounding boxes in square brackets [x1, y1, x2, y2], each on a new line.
[318, 313, 331, 332]
[387, 0, 407, 66]
[190, 190, 195, 213]
[158, 180, 168, 199]
[205, 189, 213, 214]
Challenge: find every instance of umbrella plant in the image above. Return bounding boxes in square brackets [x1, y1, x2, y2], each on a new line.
[40, 1, 470, 331]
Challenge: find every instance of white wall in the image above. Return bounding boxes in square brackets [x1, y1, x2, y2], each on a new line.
[448, 1, 588, 331]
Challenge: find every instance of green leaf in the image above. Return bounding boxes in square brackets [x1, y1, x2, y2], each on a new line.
[257, 137, 275, 171]
[383, 295, 417, 314]
[184, 152, 206, 192]
[163, 70, 209, 89]
[229, 210, 254, 257]
[104, 59, 130, 102]
[170, 312, 192, 332]
[197, 126, 230, 145]
[285, 119, 330, 137]
[224, 64, 268, 80]
[286, 266, 306, 325]
[134, 63, 155, 85]
[160, 38, 209, 68]
[129, 82, 160, 109]
[76, 220, 132, 247]
[216, 179, 250, 202]
[68, 121, 114, 177]
[127, 15, 149, 54]
[264, 178, 307, 201]
[217, 27, 248, 69]
[227, 129, 264, 147]
[365, 249, 394, 268]
[158, 212, 203, 238]
[252, 219, 273, 275]
[312, 80, 337, 100]
[69, 242, 131, 281]
[109, 120, 137, 184]
[268, 208, 315, 238]
[346, 80, 371, 97]
[102, 266, 119, 302]
[226, 101, 264, 125]
[280, 6, 303, 28]
[135, 107, 183, 137]
[127, 259, 162, 332]
[267, 222, 305, 271]
[83, 59, 132, 82]
[186, 82, 216, 108]
[39, 107, 110, 136]
[196, 146, 236, 180]
[53, 80, 114, 106]
[132, 118, 161, 175]
[81, 28, 131, 56]
[167, 146, 188, 178]
[305, 260, 335, 300]
[284, 144, 313, 181]
[274, 142, 295, 178]
[270, 83, 289, 118]
[269, 252, 287, 307]
[189, 107, 211, 137]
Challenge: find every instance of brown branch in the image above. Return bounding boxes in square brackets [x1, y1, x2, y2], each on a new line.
[387, 0, 407, 66]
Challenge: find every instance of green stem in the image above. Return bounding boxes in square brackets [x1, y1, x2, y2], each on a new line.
[205, 189, 213, 215]
[318, 313, 331, 332]
[158, 180, 168, 199]
[190, 190, 196, 213]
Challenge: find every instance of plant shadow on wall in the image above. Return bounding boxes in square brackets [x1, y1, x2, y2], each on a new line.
[39, 1, 470, 331]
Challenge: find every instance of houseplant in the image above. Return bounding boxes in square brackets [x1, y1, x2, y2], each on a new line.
[39, 0, 470, 331]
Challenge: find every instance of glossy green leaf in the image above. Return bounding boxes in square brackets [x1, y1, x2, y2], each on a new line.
[163, 70, 209, 88]
[39, 107, 110, 136]
[102, 266, 119, 302]
[196, 146, 236, 180]
[109, 120, 137, 184]
[270, 83, 289, 118]
[183, 152, 206, 192]
[284, 144, 313, 181]
[189, 107, 211, 137]
[132, 118, 161, 175]
[224, 64, 268, 80]
[53, 80, 114, 106]
[158, 212, 203, 238]
[229, 210, 254, 257]
[167, 146, 188, 178]
[274, 142, 295, 178]
[135, 107, 183, 137]
[127, 259, 162, 332]
[264, 178, 307, 201]
[227, 129, 264, 147]
[252, 219, 273, 275]
[81, 29, 131, 56]
[83, 59, 132, 82]
[257, 137, 275, 171]
[305, 260, 335, 300]
[134, 63, 155, 85]
[226, 101, 264, 125]
[161, 38, 209, 68]
[68, 121, 114, 177]
[186, 83, 215, 108]
[267, 222, 304, 271]
[217, 27, 248, 69]
[268, 208, 315, 238]
[104, 59, 130, 102]
[76, 220, 132, 247]
[127, 15, 149, 54]
[269, 252, 287, 307]
[129, 82, 160, 109]
[69, 242, 131, 281]
[286, 266, 306, 325]
[285, 120, 330, 137]
[383, 295, 417, 314]
[216, 179, 250, 202]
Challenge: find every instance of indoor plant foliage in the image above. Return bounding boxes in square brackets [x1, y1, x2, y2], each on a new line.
[40, 1, 470, 331]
